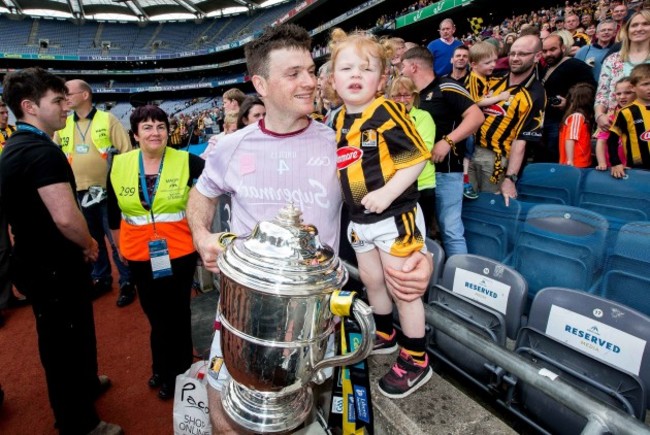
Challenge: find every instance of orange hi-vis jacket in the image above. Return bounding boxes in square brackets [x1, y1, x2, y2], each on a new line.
[110, 148, 194, 261]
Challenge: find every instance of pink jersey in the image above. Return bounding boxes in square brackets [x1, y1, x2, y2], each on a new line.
[196, 118, 343, 251]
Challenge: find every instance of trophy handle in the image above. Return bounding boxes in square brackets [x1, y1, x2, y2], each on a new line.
[311, 291, 376, 383]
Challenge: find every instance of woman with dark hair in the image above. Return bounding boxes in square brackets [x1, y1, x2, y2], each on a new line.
[237, 95, 266, 129]
[107, 105, 205, 400]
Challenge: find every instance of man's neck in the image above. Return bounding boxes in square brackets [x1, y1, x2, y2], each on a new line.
[415, 73, 436, 92]
[19, 118, 53, 137]
[450, 68, 467, 80]
[262, 114, 310, 135]
[510, 68, 533, 86]
[74, 104, 93, 119]
[441, 37, 454, 43]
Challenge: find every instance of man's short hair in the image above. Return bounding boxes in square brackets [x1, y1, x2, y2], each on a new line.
[630, 63, 650, 85]
[223, 88, 246, 106]
[244, 24, 312, 78]
[2, 67, 66, 119]
[469, 41, 497, 64]
[130, 104, 170, 134]
[453, 45, 470, 55]
[596, 19, 617, 32]
[402, 46, 434, 66]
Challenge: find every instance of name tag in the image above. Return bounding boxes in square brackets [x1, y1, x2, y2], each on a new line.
[76, 144, 90, 154]
[148, 238, 172, 279]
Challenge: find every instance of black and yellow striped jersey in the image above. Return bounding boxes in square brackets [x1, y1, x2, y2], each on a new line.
[476, 72, 546, 157]
[466, 71, 491, 102]
[609, 101, 650, 168]
[334, 96, 430, 224]
[0, 125, 15, 152]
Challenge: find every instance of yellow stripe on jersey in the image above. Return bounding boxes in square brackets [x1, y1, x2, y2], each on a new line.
[466, 72, 489, 102]
[610, 101, 650, 166]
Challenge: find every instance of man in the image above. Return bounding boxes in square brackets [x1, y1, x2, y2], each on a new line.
[612, 2, 629, 34]
[0, 100, 15, 327]
[581, 13, 593, 28]
[54, 80, 135, 307]
[0, 68, 121, 435]
[0, 101, 15, 152]
[538, 33, 596, 163]
[445, 45, 470, 84]
[564, 12, 591, 55]
[186, 24, 433, 433]
[426, 18, 463, 77]
[574, 20, 617, 80]
[469, 35, 546, 206]
[401, 46, 484, 256]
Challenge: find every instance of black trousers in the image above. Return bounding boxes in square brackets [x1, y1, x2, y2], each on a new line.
[128, 252, 196, 385]
[12, 258, 101, 435]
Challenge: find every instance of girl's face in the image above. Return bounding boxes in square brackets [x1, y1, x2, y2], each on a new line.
[615, 82, 636, 106]
[332, 45, 385, 114]
[244, 104, 266, 125]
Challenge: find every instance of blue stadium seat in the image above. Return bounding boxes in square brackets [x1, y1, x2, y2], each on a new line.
[426, 238, 445, 288]
[578, 168, 650, 244]
[505, 287, 650, 434]
[508, 204, 608, 300]
[595, 221, 650, 316]
[426, 254, 527, 394]
[517, 163, 583, 205]
[461, 193, 522, 262]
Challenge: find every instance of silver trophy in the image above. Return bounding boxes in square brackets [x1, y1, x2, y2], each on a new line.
[217, 203, 375, 433]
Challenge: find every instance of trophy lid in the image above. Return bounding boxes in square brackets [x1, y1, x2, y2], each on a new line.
[217, 203, 348, 295]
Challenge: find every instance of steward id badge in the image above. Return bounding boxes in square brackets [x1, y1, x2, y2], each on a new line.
[75, 144, 90, 154]
[148, 238, 173, 279]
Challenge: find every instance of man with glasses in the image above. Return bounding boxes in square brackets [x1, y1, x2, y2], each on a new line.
[426, 18, 463, 77]
[54, 80, 134, 306]
[469, 35, 546, 206]
[575, 20, 618, 80]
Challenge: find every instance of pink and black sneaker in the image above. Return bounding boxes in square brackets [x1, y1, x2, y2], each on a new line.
[378, 349, 432, 399]
[372, 329, 398, 355]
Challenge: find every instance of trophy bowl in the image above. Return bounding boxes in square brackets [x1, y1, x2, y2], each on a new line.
[217, 203, 375, 433]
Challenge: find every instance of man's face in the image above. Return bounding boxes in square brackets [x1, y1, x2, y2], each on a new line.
[64, 84, 87, 111]
[451, 49, 469, 70]
[612, 5, 628, 21]
[254, 48, 316, 120]
[31, 90, 68, 134]
[509, 37, 540, 75]
[400, 59, 417, 81]
[555, 20, 564, 30]
[597, 23, 617, 45]
[439, 22, 455, 40]
[565, 15, 579, 32]
[0, 106, 8, 129]
[543, 37, 564, 66]
[581, 14, 592, 27]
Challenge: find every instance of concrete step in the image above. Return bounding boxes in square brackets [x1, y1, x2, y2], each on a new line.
[369, 354, 516, 435]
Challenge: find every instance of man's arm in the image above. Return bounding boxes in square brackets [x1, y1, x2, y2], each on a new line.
[38, 182, 98, 262]
[432, 104, 484, 163]
[187, 187, 223, 273]
[501, 139, 526, 207]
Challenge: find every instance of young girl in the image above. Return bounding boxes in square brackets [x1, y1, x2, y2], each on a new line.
[329, 28, 432, 399]
[559, 83, 595, 167]
[595, 77, 633, 170]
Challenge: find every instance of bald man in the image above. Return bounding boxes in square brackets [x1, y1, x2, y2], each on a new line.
[53, 80, 134, 306]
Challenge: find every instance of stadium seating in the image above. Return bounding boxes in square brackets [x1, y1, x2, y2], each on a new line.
[517, 163, 582, 205]
[508, 204, 608, 300]
[578, 168, 650, 244]
[461, 193, 523, 262]
[505, 287, 650, 434]
[426, 254, 527, 394]
[595, 221, 650, 317]
[427, 237, 445, 288]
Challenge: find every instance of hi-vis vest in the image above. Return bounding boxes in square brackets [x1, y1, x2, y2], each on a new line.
[58, 110, 113, 163]
[110, 148, 194, 262]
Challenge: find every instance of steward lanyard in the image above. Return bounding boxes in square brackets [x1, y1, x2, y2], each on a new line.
[138, 149, 165, 235]
[74, 117, 93, 145]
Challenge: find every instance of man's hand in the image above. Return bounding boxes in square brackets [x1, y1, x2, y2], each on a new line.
[500, 178, 517, 207]
[610, 164, 626, 179]
[553, 95, 567, 110]
[431, 139, 451, 164]
[384, 251, 433, 302]
[196, 232, 224, 273]
[83, 239, 99, 263]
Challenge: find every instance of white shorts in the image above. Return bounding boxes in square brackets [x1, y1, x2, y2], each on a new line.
[347, 205, 427, 257]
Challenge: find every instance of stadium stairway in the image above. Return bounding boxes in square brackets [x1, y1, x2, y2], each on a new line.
[190, 289, 515, 434]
